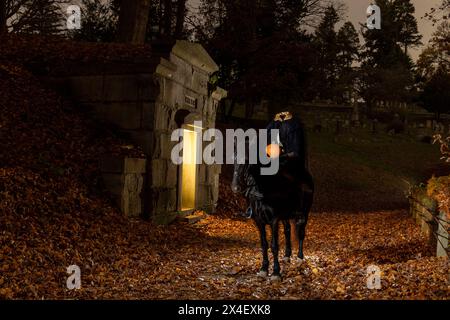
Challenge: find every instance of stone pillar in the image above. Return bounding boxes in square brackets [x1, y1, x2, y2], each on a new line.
[437, 211, 449, 258]
[101, 156, 146, 218]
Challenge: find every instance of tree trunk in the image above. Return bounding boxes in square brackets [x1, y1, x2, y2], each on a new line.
[245, 98, 255, 120]
[0, 0, 7, 35]
[117, 0, 151, 43]
[163, 0, 173, 36]
[226, 99, 236, 122]
[174, 0, 186, 38]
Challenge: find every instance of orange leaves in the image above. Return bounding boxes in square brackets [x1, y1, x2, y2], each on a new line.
[0, 34, 448, 300]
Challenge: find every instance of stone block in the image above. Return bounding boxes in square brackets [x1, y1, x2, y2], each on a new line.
[182, 212, 206, 224]
[142, 103, 156, 130]
[122, 173, 144, 217]
[101, 157, 146, 174]
[101, 173, 124, 195]
[101, 157, 146, 218]
[198, 165, 207, 183]
[103, 75, 139, 101]
[129, 131, 154, 156]
[124, 158, 147, 174]
[167, 188, 177, 212]
[154, 104, 172, 131]
[151, 159, 167, 188]
[212, 176, 220, 204]
[166, 162, 178, 188]
[137, 74, 159, 101]
[160, 133, 176, 160]
[152, 188, 177, 214]
[68, 76, 104, 102]
[436, 211, 449, 258]
[198, 184, 213, 208]
[100, 102, 142, 130]
[206, 166, 221, 184]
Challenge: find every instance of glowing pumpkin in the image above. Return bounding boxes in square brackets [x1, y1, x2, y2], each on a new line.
[266, 144, 281, 158]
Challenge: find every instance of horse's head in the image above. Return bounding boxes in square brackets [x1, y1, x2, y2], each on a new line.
[231, 156, 247, 194]
[231, 140, 252, 194]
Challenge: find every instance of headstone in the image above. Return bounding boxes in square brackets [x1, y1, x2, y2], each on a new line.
[335, 120, 341, 135]
[372, 119, 378, 134]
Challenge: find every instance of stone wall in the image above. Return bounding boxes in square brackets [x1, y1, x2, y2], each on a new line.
[101, 157, 146, 218]
[293, 103, 355, 131]
[409, 188, 449, 258]
[47, 41, 227, 221]
[150, 52, 225, 217]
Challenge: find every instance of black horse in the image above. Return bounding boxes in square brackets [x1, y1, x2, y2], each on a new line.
[231, 138, 314, 281]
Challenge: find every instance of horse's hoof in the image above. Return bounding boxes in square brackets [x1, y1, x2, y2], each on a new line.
[296, 257, 304, 264]
[257, 271, 268, 278]
[283, 257, 291, 263]
[270, 275, 282, 282]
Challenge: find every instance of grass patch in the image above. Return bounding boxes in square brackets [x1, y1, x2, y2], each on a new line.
[308, 130, 447, 212]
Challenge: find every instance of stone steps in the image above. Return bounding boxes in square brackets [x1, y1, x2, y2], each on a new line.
[181, 212, 207, 224]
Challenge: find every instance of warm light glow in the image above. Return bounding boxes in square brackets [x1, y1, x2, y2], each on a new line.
[181, 129, 197, 211]
[186, 124, 203, 130]
[266, 144, 281, 158]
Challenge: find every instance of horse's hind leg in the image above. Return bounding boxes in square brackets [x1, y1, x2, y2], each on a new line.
[295, 191, 313, 261]
[270, 219, 281, 280]
[295, 216, 307, 261]
[257, 222, 269, 278]
[282, 220, 292, 262]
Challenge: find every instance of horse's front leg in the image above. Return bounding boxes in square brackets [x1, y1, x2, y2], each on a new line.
[282, 220, 292, 262]
[270, 219, 281, 281]
[257, 221, 269, 278]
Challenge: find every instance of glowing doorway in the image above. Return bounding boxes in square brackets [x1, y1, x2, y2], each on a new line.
[180, 128, 198, 211]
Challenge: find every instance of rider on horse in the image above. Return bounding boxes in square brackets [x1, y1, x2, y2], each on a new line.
[240, 111, 314, 218]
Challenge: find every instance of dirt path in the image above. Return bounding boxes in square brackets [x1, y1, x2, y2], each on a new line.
[138, 210, 448, 300]
[1, 206, 448, 299]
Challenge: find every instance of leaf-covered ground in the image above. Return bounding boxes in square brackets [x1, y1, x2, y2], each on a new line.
[0, 204, 448, 299]
[0, 35, 448, 300]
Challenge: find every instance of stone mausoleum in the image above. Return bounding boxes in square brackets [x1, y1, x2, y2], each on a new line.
[54, 41, 227, 220]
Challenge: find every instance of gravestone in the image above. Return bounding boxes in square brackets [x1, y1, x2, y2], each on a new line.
[372, 119, 378, 134]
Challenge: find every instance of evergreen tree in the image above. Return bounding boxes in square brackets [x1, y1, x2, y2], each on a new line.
[417, 21, 450, 79]
[420, 70, 450, 120]
[392, 0, 422, 54]
[193, 0, 323, 117]
[312, 5, 340, 100]
[337, 22, 360, 70]
[6, 0, 67, 35]
[335, 22, 360, 103]
[417, 21, 450, 120]
[360, 0, 418, 112]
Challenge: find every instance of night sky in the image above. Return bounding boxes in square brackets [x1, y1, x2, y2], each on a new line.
[188, 0, 442, 61]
